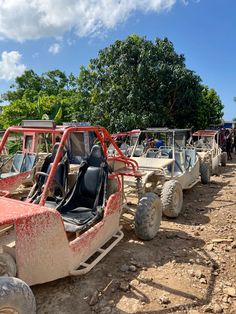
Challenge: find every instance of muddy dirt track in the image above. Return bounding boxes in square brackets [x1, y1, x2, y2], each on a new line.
[33, 158, 236, 314]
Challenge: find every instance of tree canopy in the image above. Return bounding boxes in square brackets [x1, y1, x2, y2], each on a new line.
[0, 35, 224, 131]
[0, 70, 78, 128]
[196, 86, 224, 129]
[75, 35, 223, 131]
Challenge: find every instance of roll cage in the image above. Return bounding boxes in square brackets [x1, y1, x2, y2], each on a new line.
[129, 128, 192, 158]
[0, 123, 140, 206]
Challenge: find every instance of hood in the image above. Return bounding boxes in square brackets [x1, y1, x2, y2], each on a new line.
[0, 197, 54, 226]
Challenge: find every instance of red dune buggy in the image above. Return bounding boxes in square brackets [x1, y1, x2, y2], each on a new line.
[0, 120, 57, 193]
[0, 123, 141, 313]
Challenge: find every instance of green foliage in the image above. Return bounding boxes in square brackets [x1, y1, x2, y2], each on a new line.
[76, 35, 206, 131]
[0, 35, 224, 132]
[5, 140, 22, 155]
[195, 86, 224, 129]
[0, 70, 79, 128]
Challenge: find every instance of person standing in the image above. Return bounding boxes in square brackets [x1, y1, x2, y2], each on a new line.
[225, 129, 232, 160]
[233, 127, 236, 154]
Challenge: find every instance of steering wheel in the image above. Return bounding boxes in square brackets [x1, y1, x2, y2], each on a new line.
[161, 152, 169, 157]
[35, 172, 66, 201]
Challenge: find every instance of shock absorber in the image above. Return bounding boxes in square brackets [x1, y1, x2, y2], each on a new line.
[136, 176, 143, 200]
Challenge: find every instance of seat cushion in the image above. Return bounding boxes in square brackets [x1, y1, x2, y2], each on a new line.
[62, 207, 95, 229]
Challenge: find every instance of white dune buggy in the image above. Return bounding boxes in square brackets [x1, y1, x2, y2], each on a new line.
[122, 128, 210, 240]
[192, 129, 227, 176]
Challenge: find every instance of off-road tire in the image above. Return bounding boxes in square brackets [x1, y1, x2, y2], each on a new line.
[0, 277, 36, 314]
[161, 180, 183, 218]
[134, 192, 162, 241]
[221, 152, 227, 167]
[200, 162, 211, 184]
[0, 252, 16, 277]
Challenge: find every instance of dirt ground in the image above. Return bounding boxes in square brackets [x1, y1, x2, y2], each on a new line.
[33, 157, 236, 314]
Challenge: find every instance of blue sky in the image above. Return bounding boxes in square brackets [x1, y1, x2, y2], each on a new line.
[0, 0, 235, 120]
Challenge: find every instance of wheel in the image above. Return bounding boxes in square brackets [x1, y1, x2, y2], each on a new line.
[0, 277, 36, 314]
[221, 152, 227, 166]
[0, 253, 16, 277]
[161, 180, 183, 218]
[134, 192, 162, 240]
[200, 162, 210, 184]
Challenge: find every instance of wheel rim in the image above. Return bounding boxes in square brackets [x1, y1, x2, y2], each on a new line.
[0, 308, 19, 314]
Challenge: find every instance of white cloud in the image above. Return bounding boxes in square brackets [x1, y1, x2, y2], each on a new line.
[48, 43, 61, 54]
[0, 51, 26, 80]
[0, 0, 177, 42]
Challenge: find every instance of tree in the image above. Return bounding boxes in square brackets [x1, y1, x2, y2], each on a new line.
[195, 86, 224, 129]
[0, 35, 224, 131]
[0, 70, 79, 128]
[75, 35, 204, 131]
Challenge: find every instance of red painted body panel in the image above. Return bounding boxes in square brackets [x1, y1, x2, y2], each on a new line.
[193, 130, 218, 137]
[112, 129, 140, 140]
[0, 124, 141, 285]
[0, 196, 59, 226]
[0, 170, 32, 192]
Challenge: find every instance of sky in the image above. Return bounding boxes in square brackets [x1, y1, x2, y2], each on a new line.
[0, 0, 235, 120]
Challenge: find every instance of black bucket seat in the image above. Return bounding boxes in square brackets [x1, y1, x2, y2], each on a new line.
[29, 143, 69, 204]
[57, 145, 109, 233]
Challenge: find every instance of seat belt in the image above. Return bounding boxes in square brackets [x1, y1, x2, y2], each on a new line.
[92, 162, 107, 212]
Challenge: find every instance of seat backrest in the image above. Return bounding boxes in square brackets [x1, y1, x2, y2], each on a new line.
[174, 151, 184, 171]
[29, 143, 69, 202]
[87, 145, 105, 167]
[160, 146, 172, 156]
[37, 143, 62, 181]
[22, 153, 37, 172]
[10, 152, 24, 173]
[79, 166, 102, 202]
[58, 145, 107, 213]
[146, 150, 157, 158]
[184, 148, 196, 167]
[133, 145, 144, 157]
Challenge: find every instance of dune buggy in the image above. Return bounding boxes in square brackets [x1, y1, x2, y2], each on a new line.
[0, 123, 142, 313]
[120, 128, 210, 240]
[0, 120, 58, 193]
[192, 129, 227, 175]
[109, 129, 140, 156]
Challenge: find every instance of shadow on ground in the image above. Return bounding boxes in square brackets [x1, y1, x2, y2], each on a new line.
[33, 227, 218, 314]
